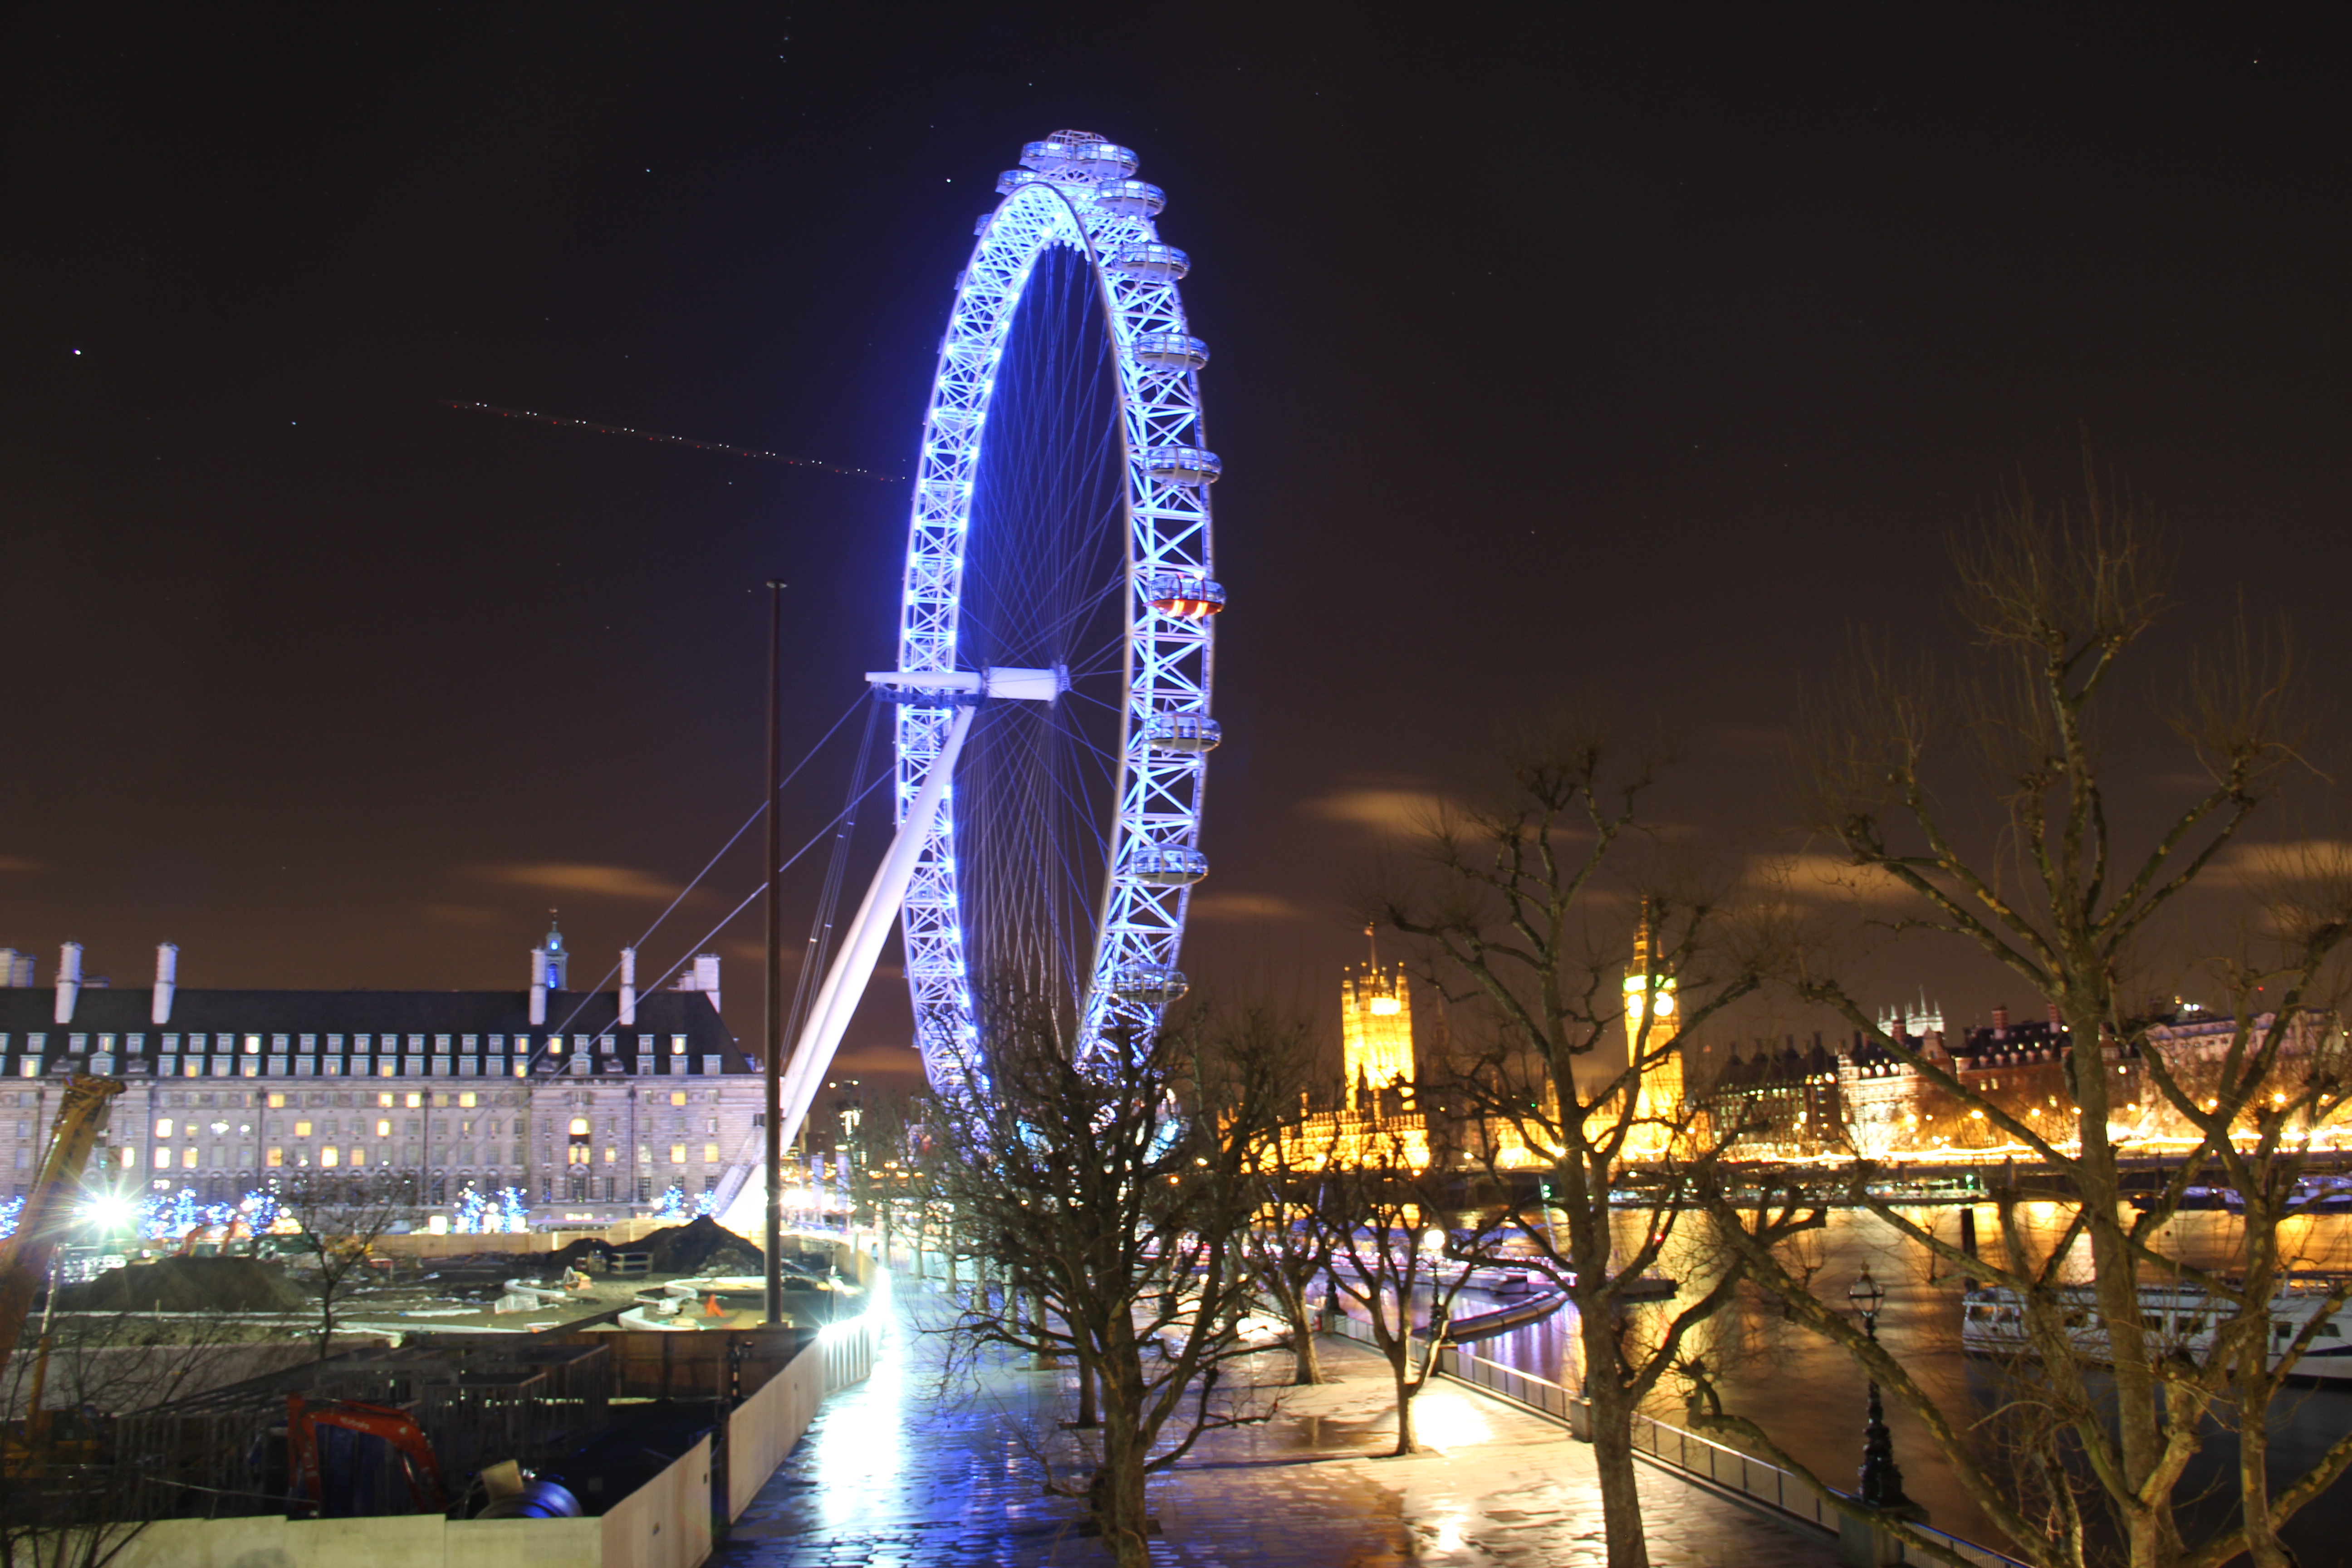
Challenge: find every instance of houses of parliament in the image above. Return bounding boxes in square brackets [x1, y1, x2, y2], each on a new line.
[1277, 916, 1688, 1172]
[1278, 913, 2352, 1169]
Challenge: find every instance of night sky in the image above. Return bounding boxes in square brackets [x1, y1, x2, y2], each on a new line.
[4, 8, 2348, 1090]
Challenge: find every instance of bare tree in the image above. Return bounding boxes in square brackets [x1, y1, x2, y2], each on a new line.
[840, 1086, 917, 1264]
[270, 1169, 421, 1359]
[1369, 728, 1805, 1568]
[1317, 1125, 1499, 1455]
[922, 1000, 1285, 1568]
[0, 1305, 249, 1568]
[1220, 1009, 1343, 1386]
[1706, 465, 2352, 1568]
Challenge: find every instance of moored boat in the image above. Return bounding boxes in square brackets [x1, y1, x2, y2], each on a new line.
[1960, 1277, 2352, 1381]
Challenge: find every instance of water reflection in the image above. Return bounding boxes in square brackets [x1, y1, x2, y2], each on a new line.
[1440, 1206, 2352, 1558]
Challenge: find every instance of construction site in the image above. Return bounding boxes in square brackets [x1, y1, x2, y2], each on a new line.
[1, 1077, 883, 1568]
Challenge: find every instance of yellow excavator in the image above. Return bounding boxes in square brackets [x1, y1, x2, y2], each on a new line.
[1, 1073, 126, 1476]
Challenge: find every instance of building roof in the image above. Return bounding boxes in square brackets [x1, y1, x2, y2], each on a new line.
[0, 986, 746, 1075]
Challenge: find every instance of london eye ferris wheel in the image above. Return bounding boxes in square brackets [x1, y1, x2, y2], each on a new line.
[877, 130, 1224, 1087]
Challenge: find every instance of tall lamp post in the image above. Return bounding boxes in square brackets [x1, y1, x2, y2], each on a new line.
[1848, 1266, 1914, 1512]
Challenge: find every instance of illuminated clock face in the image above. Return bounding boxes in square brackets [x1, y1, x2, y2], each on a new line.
[1624, 978, 1676, 1022]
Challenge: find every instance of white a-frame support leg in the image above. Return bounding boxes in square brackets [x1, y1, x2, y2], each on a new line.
[773, 702, 973, 1149]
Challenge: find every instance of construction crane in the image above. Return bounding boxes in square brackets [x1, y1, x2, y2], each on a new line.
[0, 1073, 126, 1477]
[0, 1074, 124, 1364]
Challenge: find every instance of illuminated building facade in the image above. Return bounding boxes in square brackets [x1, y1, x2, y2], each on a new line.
[0, 932, 766, 1225]
[1703, 1036, 1840, 1158]
[1618, 905, 1683, 1159]
[1342, 959, 1415, 1093]
[1274, 941, 1430, 1170]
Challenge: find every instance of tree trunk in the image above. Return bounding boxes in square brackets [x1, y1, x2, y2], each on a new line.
[1073, 1353, 1099, 1429]
[1291, 1321, 1324, 1386]
[1283, 1279, 1324, 1384]
[1391, 1355, 1418, 1456]
[1587, 1374, 1651, 1568]
[1093, 1350, 1153, 1568]
[2065, 1006, 2181, 1568]
[1577, 1284, 1649, 1568]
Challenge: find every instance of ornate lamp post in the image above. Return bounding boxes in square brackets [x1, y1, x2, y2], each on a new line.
[1849, 1266, 1914, 1511]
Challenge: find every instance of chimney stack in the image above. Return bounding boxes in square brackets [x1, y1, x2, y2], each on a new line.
[529, 946, 549, 1027]
[2047, 1000, 2063, 1029]
[152, 942, 179, 1025]
[619, 947, 638, 1027]
[54, 941, 83, 1025]
[1992, 1004, 2010, 1038]
[692, 953, 720, 1012]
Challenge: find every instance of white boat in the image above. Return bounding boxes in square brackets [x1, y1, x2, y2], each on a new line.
[1960, 1278, 2352, 1382]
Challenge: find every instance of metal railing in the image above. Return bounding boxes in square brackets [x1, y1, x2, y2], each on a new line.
[1321, 1313, 2028, 1568]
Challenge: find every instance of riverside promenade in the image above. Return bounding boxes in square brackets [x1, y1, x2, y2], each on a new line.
[719, 1289, 1844, 1568]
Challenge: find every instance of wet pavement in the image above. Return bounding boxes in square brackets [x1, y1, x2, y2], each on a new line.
[718, 1285, 1843, 1567]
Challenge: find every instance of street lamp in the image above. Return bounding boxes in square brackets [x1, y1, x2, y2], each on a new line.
[1848, 1266, 1913, 1511]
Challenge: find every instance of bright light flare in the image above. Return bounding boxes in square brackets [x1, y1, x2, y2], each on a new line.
[80, 1193, 139, 1232]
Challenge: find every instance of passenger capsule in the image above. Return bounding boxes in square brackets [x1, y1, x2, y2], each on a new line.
[1108, 963, 1190, 1005]
[1145, 711, 1221, 753]
[1094, 179, 1167, 218]
[1146, 573, 1225, 620]
[1125, 846, 1209, 887]
[1106, 242, 1190, 282]
[1133, 333, 1210, 372]
[995, 169, 1044, 196]
[1019, 132, 1141, 181]
[1145, 446, 1221, 486]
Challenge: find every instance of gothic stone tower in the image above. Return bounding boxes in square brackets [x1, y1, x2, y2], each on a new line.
[1622, 902, 1682, 1158]
[1341, 956, 1414, 1098]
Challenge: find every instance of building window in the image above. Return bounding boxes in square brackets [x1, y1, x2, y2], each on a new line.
[568, 1117, 590, 1137]
[670, 1092, 687, 1107]
[319, 1147, 339, 1167]
[155, 1118, 173, 1138]
[670, 1144, 686, 1165]
[376, 1119, 392, 1137]
[266, 1148, 283, 1168]
[181, 1148, 199, 1169]
[153, 1148, 171, 1170]
[671, 1036, 686, 1055]
[703, 1143, 719, 1164]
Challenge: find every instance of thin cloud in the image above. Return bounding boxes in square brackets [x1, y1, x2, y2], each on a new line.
[1749, 853, 1915, 905]
[2213, 840, 2352, 887]
[1300, 787, 1443, 838]
[1187, 891, 1309, 922]
[0, 855, 40, 873]
[471, 862, 684, 901]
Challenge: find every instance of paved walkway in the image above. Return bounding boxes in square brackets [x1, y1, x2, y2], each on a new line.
[719, 1288, 1843, 1567]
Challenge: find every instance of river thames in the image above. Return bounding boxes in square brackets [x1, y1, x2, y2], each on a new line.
[1424, 1205, 2352, 1562]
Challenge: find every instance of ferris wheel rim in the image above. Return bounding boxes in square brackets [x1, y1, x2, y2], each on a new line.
[892, 137, 1218, 1084]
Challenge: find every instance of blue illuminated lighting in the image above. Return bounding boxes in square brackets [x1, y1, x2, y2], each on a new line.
[892, 131, 1218, 1089]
